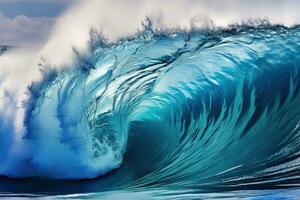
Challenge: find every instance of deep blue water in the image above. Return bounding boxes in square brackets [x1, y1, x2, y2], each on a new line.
[1, 25, 300, 199]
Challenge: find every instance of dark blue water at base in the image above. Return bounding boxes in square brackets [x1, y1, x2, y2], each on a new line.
[0, 177, 300, 199]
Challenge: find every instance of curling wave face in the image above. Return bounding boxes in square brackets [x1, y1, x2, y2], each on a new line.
[1, 25, 300, 193]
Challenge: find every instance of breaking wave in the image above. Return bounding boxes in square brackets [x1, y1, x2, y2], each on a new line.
[1, 24, 300, 196]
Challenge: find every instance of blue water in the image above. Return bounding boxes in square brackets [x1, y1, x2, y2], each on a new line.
[1, 24, 300, 199]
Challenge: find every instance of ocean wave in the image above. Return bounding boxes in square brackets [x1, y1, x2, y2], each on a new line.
[1, 24, 300, 194]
